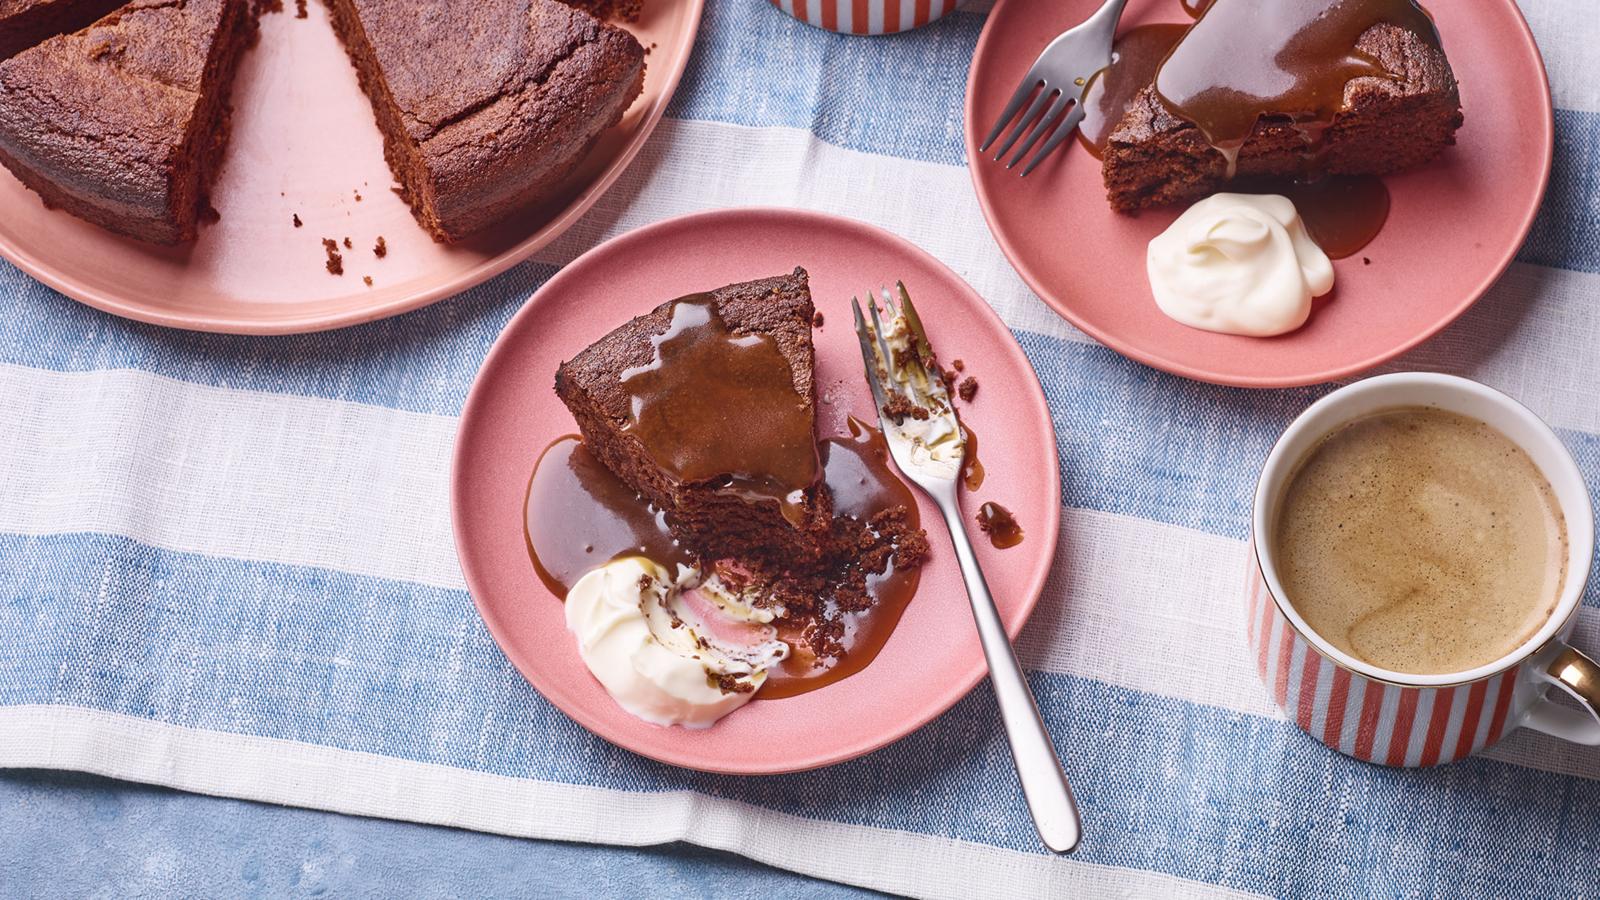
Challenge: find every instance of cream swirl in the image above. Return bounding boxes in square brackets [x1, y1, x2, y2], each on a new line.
[1146, 193, 1334, 337]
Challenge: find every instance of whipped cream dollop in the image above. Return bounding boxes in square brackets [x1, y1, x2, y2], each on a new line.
[564, 557, 788, 728]
[1146, 193, 1334, 337]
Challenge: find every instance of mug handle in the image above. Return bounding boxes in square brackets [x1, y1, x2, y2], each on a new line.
[1522, 642, 1600, 745]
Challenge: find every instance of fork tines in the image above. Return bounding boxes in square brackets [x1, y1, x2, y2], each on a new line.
[980, 76, 1088, 176]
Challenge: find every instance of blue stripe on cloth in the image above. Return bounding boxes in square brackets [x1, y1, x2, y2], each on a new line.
[670, 1, 1600, 274]
[1, 532, 1597, 898]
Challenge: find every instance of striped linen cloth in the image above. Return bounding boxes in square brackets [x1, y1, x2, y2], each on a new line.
[2, 1, 1598, 896]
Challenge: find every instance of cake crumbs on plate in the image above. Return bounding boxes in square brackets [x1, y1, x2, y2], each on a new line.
[812, 310, 824, 328]
[373, 236, 387, 258]
[362, 275, 373, 286]
[292, 213, 302, 228]
[951, 359, 964, 371]
[958, 377, 978, 402]
[321, 238, 343, 275]
[294, 0, 307, 17]
[342, 236, 352, 249]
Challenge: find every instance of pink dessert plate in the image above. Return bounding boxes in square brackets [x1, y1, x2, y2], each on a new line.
[451, 207, 1062, 774]
[965, 0, 1553, 388]
[0, 0, 702, 334]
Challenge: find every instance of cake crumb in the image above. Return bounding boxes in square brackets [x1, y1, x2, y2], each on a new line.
[321, 239, 344, 275]
[373, 236, 387, 258]
[294, 0, 307, 17]
[354, 191, 362, 202]
[881, 394, 929, 424]
[958, 377, 978, 402]
[952, 359, 964, 372]
[292, 213, 302, 228]
[1362, 257, 1371, 265]
[362, 276, 373, 287]
[342, 236, 352, 249]
[812, 311, 824, 328]
[939, 366, 958, 392]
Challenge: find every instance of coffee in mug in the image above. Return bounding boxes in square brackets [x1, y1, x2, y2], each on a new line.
[1274, 406, 1568, 675]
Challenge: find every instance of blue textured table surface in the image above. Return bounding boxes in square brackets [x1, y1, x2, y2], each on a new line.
[0, 770, 883, 898]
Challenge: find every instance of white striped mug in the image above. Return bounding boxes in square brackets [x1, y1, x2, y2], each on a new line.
[1248, 373, 1599, 766]
[769, 0, 962, 35]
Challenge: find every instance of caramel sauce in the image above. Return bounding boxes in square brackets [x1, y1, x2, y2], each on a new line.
[1153, 0, 1442, 171]
[524, 421, 922, 700]
[619, 294, 820, 525]
[524, 436, 692, 597]
[1077, 24, 1188, 159]
[960, 423, 985, 492]
[1077, 5, 1401, 257]
[762, 417, 923, 698]
[977, 502, 1024, 549]
[1233, 173, 1390, 259]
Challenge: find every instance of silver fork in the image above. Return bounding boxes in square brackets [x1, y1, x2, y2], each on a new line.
[978, 0, 1129, 176]
[851, 284, 1082, 855]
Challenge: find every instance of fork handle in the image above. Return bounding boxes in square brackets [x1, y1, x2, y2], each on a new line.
[936, 494, 1082, 854]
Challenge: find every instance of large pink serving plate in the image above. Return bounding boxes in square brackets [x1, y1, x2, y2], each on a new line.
[0, 0, 701, 334]
[452, 208, 1061, 774]
[966, 0, 1553, 387]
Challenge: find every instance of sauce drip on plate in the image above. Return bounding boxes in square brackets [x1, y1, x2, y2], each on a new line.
[524, 436, 692, 597]
[525, 419, 923, 700]
[977, 502, 1024, 549]
[762, 418, 924, 697]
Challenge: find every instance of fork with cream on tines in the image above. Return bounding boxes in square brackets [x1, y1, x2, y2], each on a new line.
[851, 284, 1082, 854]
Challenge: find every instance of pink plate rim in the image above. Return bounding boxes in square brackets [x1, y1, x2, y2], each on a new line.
[962, 0, 1555, 389]
[0, 0, 705, 336]
[449, 206, 1062, 774]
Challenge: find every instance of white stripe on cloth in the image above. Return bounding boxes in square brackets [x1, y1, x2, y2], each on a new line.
[0, 705, 1266, 900]
[2, 362, 1597, 779]
[534, 117, 1600, 435]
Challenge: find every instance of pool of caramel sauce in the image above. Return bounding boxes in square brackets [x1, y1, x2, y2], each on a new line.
[525, 418, 923, 699]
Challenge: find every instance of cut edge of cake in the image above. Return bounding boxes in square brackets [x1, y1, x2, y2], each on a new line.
[0, 0, 257, 243]
[323, 0, 646, 243]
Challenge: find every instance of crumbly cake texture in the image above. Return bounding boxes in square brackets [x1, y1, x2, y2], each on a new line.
[323, 0, 646, 242]
[0, 0, 257, 243]
[1102, 23, 1462, 212]
[555, 268, 931, 665]
[0, 0, 126, 61]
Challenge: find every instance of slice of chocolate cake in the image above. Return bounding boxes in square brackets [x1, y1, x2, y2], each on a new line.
[0, 0, 126, 61]
[0, 0, 257, 243]
[1102, 0, 1462, 212]
[324, 0, 646, 242]
[556, 269, 837, 566]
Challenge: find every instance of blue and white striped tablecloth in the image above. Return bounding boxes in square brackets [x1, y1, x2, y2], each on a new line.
[3, 1, 1598, 897]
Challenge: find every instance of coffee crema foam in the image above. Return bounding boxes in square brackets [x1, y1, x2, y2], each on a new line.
[1275, 407, 1568, 676]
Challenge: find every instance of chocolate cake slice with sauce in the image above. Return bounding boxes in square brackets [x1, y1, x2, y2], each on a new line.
[323, 0, 646, 242]
[0, 0, 257, 243]
[555, 269, 837, 567]
[1101, 0, 1462, 212]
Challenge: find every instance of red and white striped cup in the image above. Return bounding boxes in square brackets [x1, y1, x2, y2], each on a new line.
[1248, 373, 1600, 766]
[769, 0, 963, 35]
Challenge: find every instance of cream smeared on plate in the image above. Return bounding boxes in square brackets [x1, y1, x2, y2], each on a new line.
[1146, 193, 1335, 337]
[564, 557, 789, 728]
